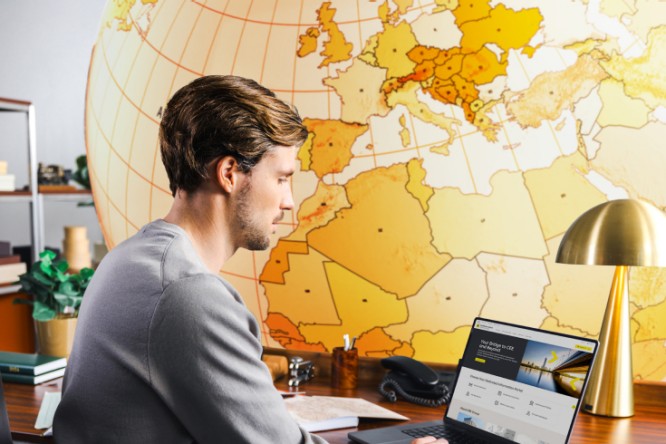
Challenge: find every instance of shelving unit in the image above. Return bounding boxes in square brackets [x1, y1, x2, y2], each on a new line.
[0, 97, 91, 296]
[0, 98, 40, 263]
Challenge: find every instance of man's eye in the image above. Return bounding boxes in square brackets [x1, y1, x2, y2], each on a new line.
[278, 178, 288, 184]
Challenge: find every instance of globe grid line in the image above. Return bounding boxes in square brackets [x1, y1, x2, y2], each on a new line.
[96, 34, 168, 192]
[257, 0, 283, 86]
[200, 2, 228, 75]
[188, 0, 437, 28]
[128, 2, 352, 95]
[85, 1, 666, 377]
[128, 3, 207, 79]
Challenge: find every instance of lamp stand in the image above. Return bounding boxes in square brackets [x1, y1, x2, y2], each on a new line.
[582, 265, 634, 417]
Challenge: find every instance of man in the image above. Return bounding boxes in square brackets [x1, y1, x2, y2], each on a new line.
[54, 75, 447, 444]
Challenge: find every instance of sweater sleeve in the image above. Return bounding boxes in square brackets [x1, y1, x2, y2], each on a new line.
[147, 275, 328, 444]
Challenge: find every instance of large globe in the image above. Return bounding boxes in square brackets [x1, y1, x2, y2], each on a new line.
[87, 0, 666, 380]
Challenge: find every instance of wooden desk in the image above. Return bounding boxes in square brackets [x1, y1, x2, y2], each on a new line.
[6, 376, 666, 443]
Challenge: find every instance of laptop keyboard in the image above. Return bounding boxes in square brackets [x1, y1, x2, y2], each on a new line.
[401, 425, 485, 443]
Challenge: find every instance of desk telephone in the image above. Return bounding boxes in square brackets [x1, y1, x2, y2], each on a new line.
[379, 356, 454, 407]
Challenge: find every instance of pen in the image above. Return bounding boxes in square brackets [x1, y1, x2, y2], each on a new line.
[350, 336, 357, 350]
[343, 334, 350, 351]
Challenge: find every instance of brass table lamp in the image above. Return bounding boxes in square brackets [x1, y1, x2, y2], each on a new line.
[556, 199, 666, 417]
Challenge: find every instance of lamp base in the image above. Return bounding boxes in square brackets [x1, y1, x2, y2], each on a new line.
[581, 265, 634, 417]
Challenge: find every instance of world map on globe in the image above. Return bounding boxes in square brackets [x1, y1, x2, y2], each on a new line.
[86, 0, 666, 381]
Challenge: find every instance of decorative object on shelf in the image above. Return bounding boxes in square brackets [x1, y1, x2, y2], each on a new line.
[71, 155, 90, 190]
[0, 160, 15, 191]
[14, 249, 94, 357]
[92, 241, 108, 269]
[556, 199, 666, 418]
[37, 163, 71, 185]
[63, 226, 92, 273]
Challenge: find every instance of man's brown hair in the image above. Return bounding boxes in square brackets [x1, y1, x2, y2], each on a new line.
[159, 75, 308, 196]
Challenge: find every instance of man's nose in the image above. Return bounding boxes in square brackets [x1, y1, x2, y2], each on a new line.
[282, 186, 295, 210]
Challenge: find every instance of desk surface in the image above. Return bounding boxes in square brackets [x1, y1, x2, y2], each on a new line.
[6, 377, 666, 443]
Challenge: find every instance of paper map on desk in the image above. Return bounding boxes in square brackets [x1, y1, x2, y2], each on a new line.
[284, 396, 408, 432]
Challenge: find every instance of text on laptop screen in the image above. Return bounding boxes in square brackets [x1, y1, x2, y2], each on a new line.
[445, 319, 597, 444]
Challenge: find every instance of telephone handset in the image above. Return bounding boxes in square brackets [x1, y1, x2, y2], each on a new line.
[379, 356, 454, 407]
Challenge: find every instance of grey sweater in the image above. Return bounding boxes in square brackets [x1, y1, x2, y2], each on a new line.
[53, 219, 327, 444]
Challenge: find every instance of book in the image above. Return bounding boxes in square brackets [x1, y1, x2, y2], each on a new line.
[283, 396, 408, 433]
[0, 261, 26, 284]
[1, 367, 66, 385]
[0, 351, 67, 376]
[0, 255, 20, 265]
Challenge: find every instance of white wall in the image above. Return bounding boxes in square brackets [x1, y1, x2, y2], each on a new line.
[0, 0, 107, 258]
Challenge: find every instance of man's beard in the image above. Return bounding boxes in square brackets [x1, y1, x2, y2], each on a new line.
[235, 179, 271, 251]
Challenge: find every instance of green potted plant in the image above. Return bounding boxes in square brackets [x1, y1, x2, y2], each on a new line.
[14, 249, 94, 356]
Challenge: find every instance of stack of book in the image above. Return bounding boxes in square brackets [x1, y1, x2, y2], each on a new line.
[0, 241, 26, 286]
[0, 160, 15, 191]
[0, 351, 67, 385]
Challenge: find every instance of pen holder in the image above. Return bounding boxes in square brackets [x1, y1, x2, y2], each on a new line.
[331, 347, 358, 389]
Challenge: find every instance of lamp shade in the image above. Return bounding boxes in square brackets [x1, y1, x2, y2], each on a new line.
[556, 199, 666, 266]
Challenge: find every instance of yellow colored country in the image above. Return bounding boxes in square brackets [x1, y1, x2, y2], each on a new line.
[592, 122, 666, 208]
[375, 21, 419, 78]
[632, 340, 666, 381]
[386, 81, 461, 147]
[506, 54, 609, 128]
[524, 152, 607, 239]
[317, 2, 353, 67]
[452, 0, 492, 26]
[399, 114, 410, 147]
[629, 267, 666, 309]
[406, 158, 433, 212]
[477, 254, 549, 327]
[260, 240, 309, 284]
[289, 182, 350, 241]
[303, 118, 368, 178]
[542, 236, 615, 336]
[460, 46, 507, 85]
[265, 313, 326, 352]
[297, 132, 315, 171]
[459, 4, 542, 54]
[355, 327, 414, 358]
[412, 326, 472, 363]
[540, 317, 593, 338]
[597, 79, 650, 128]
[297, 27, 320, 57]
[324, 59, 390, 124]
[385, 258, 489, 342]
[298, 261, 407, 351]
[633, 299, 666, 342]
[263, 247, 339, 326]
[426, 171, 547, 260]
[103, 0, 157, 32]
[307, 163, 451, 298]
[601, 25, 666, 108]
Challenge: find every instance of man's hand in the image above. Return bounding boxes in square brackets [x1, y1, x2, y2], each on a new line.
[411, 437, 449, 444]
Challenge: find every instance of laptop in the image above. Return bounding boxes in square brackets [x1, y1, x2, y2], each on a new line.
[349, 318, 598, 444]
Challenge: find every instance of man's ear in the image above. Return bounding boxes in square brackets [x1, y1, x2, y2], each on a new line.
[215, 156, 241, 193]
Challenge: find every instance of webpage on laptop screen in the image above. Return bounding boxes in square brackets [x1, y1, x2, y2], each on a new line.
[446, 320, 596, 444]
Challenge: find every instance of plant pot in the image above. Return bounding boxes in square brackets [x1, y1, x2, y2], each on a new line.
[36, 317, 77, 357]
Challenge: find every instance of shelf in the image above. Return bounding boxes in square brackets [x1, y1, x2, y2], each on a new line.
[0, 189, 91, 203]
[0, 97, 40, 261]
[0, 284, 22, 296]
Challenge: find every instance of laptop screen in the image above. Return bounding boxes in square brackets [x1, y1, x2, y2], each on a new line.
[445, 318, 598, 444]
